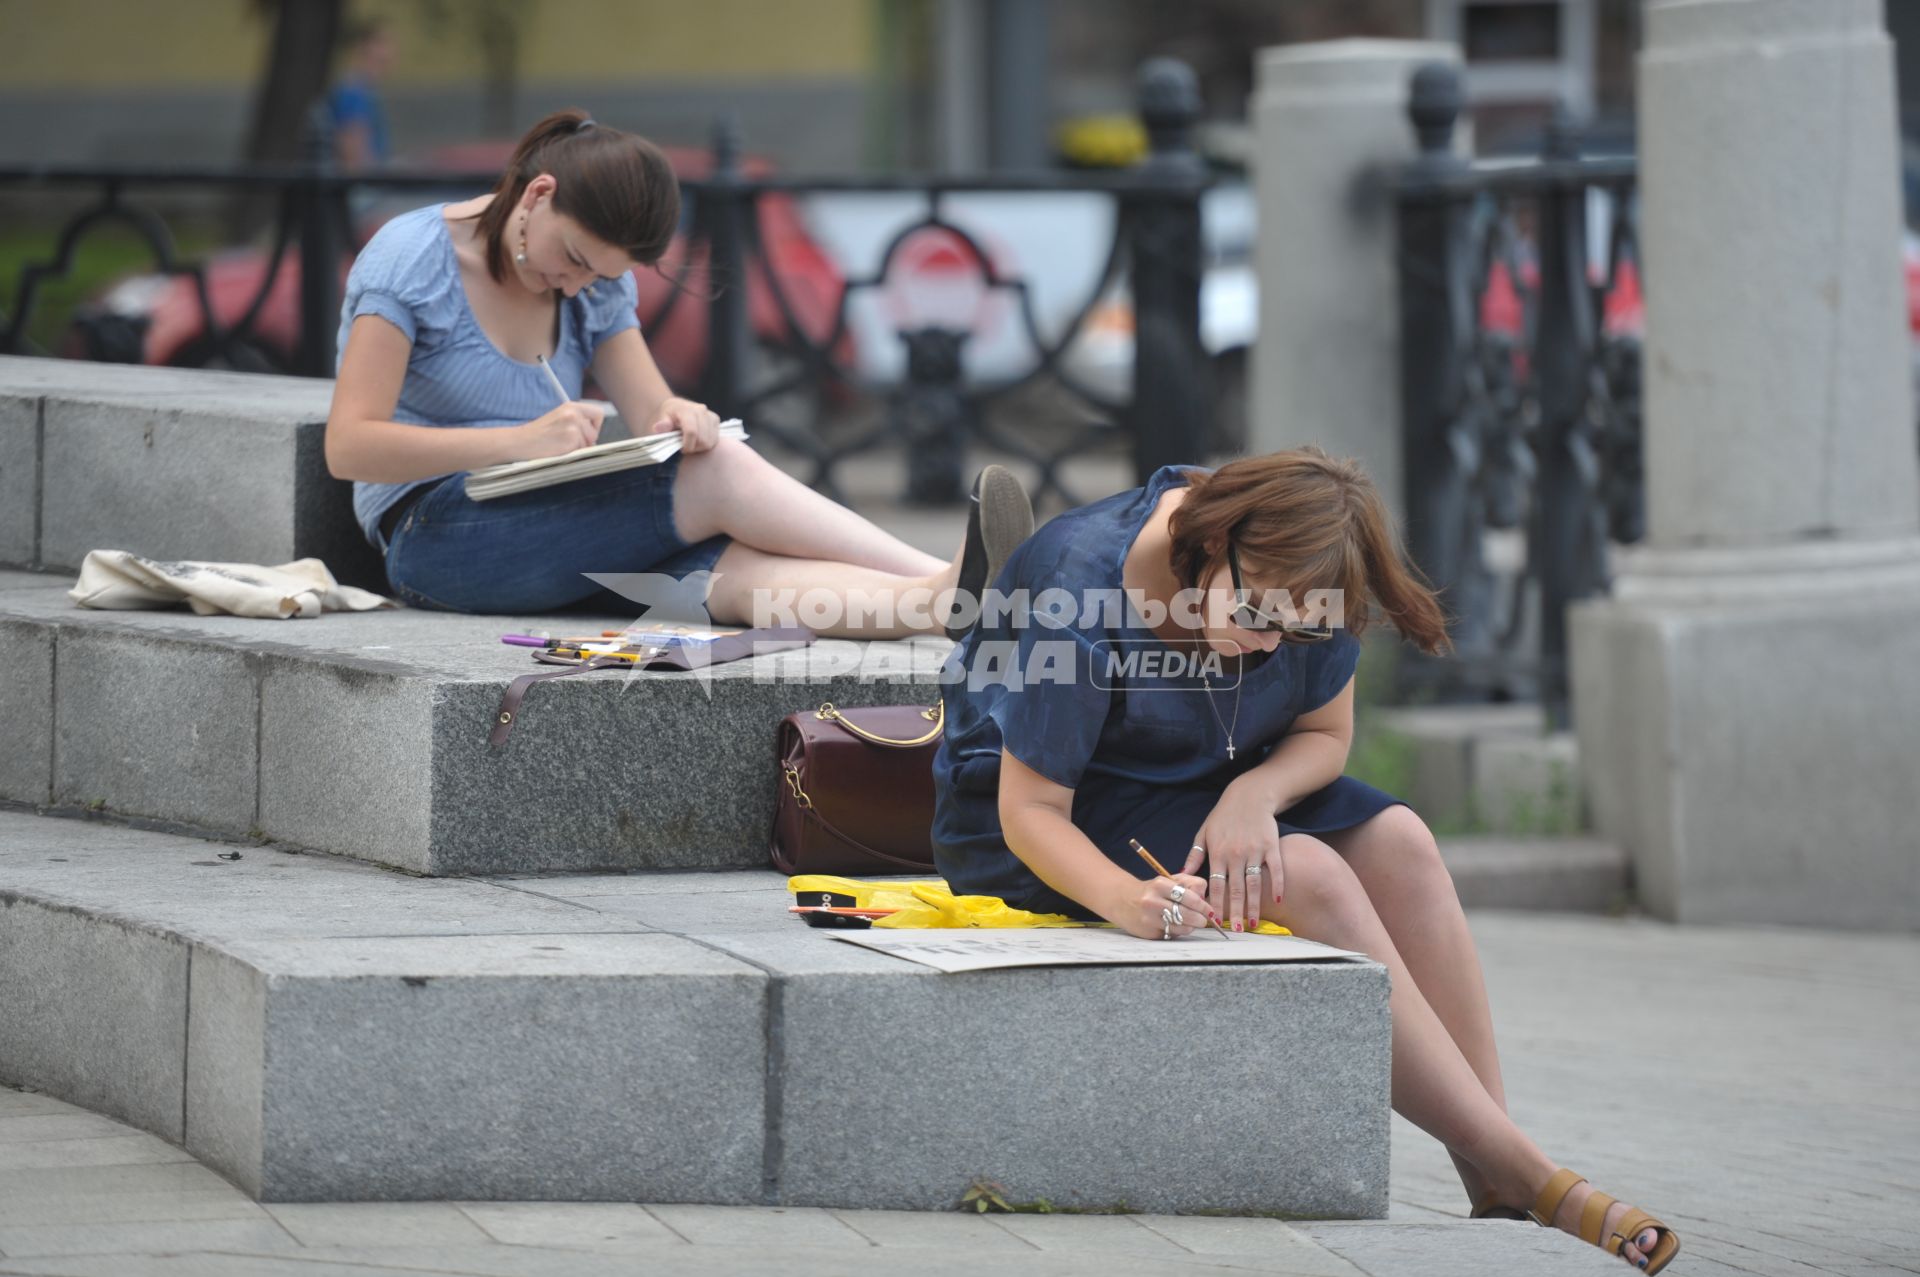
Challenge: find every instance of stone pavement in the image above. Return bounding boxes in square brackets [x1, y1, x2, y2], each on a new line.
[2, 909, 1913, 1277]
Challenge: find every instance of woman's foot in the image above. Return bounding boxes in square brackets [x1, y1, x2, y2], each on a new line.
[1524, 1170, 1675, 1272]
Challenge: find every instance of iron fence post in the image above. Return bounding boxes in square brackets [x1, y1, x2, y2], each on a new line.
[1529, 117, 1597, 728]
[296, 102, 340, 377]
[701, 114, 753, 417]
[1396, 62, 1490, 694]
[1127, 57, 1207, 483]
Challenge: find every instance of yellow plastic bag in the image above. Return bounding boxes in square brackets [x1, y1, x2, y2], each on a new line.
[786, 874, 1289, 933]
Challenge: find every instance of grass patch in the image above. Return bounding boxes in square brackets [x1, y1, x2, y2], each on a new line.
[0, 220, 220, 354]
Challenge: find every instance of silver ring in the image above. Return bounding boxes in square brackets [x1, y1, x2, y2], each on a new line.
[1161, 910, 1172, 941]
[1169, 884, 1187, 904]
[1245, 865, 1263, 876]
[1169, 904, 1185, 926]
[1191, 845, 1205, 855]
[1209, 872, 1228, 881]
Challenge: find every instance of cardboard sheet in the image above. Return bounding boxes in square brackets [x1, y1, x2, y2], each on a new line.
[827, 927, 1367, 973]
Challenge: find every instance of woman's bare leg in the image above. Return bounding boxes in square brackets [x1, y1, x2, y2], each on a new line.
[1321, 806, 1508, 1210]
[704, 542, 953, 638]
[1267, 834, 1664, 1268]
[672, 438, 946, 577]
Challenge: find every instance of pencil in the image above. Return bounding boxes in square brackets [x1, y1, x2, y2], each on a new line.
[534, 354, 571, 407]
[1128, 838, 1233, 938]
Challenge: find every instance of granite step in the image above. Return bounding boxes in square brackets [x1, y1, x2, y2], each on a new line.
[0, 355, 382, 590]
[0, 568, 947, 875]
[1439, 835, 1631, 913]
[0, 808, 1391, 1214]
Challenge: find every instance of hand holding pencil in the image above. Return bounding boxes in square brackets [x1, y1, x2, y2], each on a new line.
[513, 355, 604, 459]
[1128, 838, 1231, 941]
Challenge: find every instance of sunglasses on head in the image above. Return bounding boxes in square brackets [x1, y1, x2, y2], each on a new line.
[1226, 542, 1336, 642]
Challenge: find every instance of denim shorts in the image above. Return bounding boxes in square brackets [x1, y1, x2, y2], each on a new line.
[379, 456, 731, 615]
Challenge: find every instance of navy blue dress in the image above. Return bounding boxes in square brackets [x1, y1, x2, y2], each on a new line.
[930, 466, 1405, 919]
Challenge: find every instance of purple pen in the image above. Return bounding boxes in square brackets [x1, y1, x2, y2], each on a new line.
[500, 634, 552, 648]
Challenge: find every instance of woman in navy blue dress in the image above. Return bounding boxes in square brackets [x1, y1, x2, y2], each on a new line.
[931, 450, 1681, 1273]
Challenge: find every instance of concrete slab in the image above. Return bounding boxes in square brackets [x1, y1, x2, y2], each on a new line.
[0, 898, 187, 1141]
[703, 930, 1392, 1216]
[1299, 1220, 1623, 1275]
[454, 1201, 684, 1251]
[1133, 1215, 1365, 1273]
[51, 627, 258, 832]
[0, 1218, 300, 1262]
[264, 1202, 493, 1247]
[1, 815, 1393, 1217]
[255, 656, 436, 873]
[0, 619, 52, 805]
[0, 573, 951, 874]
[0, 812, 648, 942]
[641, 1204, 868, 1249]
[1440, 836, 1629, 913]
[221, 933, 769, 1203]
[0, 356, 383, 591]
[0, 391, 37, 568]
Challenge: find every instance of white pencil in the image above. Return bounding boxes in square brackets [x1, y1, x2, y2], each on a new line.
[534, 355, 571, 408]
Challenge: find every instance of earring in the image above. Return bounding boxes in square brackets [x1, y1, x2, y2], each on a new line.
[514, 212, 528, 265]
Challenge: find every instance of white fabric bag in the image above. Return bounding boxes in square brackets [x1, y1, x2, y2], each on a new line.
[69, 551, 394, 619]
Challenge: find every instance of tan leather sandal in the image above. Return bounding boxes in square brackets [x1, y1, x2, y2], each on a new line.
[1531, 1168, 1681, 1273]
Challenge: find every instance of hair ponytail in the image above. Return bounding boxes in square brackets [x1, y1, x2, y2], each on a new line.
[466, 109, 680, 284]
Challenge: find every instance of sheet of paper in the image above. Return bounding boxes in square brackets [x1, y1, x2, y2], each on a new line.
[826, 927, 1367, 973]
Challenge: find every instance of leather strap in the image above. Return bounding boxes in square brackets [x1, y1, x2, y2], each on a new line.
[1579, 1190, 1617, 1247]
[815, 700, 944, 747]
[796, 799, 938, 872]
[1529, 1169, 1586, 1228]
[490, 655, 632, 747]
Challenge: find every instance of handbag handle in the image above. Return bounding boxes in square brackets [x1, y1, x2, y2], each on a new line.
[814, 700, 944, 748]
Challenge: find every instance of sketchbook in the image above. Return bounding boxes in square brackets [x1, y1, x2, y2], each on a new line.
[463, 419, 747, 501]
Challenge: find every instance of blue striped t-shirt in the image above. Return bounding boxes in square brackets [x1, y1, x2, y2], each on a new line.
[335, 203, 642, 545]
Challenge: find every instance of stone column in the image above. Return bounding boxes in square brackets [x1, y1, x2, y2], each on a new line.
[1249, 39, 1461, 515]
[1569, 0, 1920, 928]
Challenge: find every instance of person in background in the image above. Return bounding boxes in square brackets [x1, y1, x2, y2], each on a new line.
[328, 18, 395, 172]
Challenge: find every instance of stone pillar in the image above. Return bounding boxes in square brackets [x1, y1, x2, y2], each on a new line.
[1249, 39, 1461, 515]
[1569, 0, 1920, 928]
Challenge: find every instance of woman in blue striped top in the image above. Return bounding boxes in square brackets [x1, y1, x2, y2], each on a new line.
[326, 109, 971, 629]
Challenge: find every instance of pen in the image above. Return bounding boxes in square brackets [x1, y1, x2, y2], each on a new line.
[500, 633, 626, 648]
[1129, 838, 1233, 938]
[534, 354, 571, 408]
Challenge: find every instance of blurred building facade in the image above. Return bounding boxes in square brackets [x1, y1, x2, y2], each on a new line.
[0, 0, 1911, 174]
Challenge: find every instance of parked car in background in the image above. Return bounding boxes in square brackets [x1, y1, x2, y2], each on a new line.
[798, 180, 1255, 450]
[61, 142, 852, 400]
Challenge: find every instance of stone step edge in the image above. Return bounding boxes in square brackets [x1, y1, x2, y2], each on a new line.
[0, 870, 1391, 1214]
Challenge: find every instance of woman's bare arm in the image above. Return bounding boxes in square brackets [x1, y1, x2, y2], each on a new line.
[998, 750, 1212, 937]
[325, 315, 596, 482]
[587, 326, 678, 432]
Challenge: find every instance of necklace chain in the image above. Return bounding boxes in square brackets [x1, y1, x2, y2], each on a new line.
[1201, 659, 1243, 761]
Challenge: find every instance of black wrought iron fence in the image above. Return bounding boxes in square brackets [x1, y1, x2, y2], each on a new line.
[1, 60, 1212, 509]
[1396, 62, 1645, 725]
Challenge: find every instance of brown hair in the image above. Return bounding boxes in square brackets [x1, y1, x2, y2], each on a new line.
[1166, 448, 1452, 654]
[465, 109, 681, 284]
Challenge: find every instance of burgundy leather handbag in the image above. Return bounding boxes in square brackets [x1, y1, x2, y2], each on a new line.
[771, 700, 944, 875]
